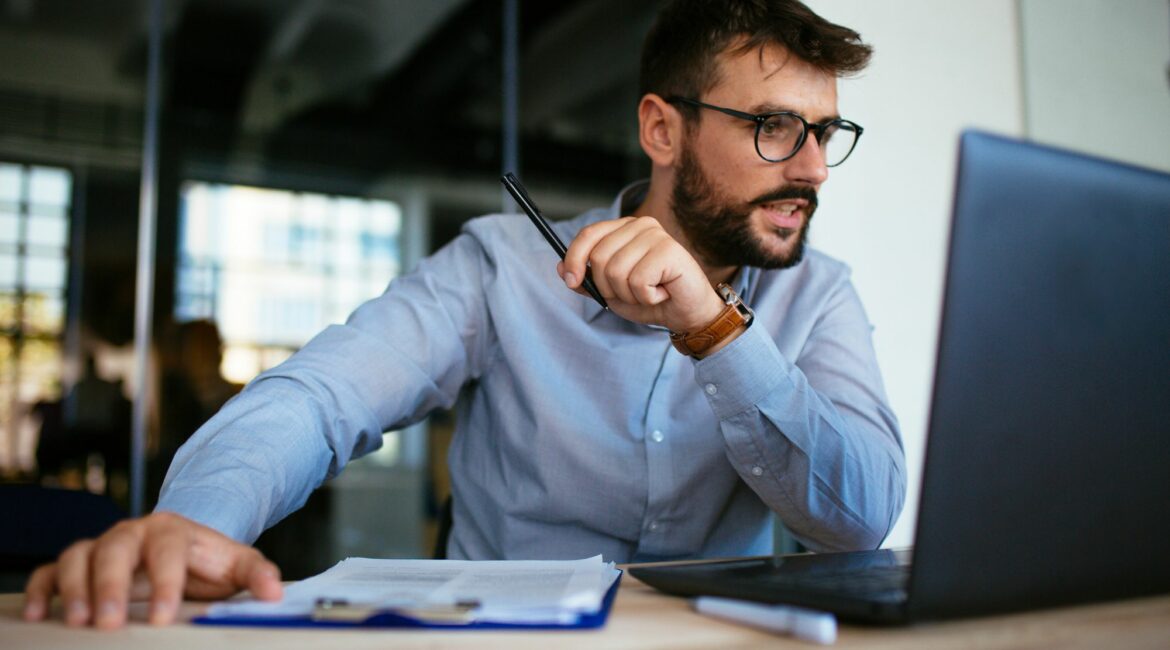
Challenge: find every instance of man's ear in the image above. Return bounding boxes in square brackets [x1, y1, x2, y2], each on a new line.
[638, 94, 685, 167]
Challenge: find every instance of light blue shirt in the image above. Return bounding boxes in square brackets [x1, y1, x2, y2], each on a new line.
[158, 182, 905, 562]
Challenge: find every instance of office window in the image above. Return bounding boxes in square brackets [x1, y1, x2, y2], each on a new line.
[0, 162, 72, 474]
[175, 181, 402, 384]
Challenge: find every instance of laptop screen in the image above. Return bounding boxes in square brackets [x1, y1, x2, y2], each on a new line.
[910, 130, 1170, 619]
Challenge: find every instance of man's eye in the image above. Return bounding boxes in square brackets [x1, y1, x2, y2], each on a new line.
[759, 115, 795, 139]
[760, 118, 784, 137]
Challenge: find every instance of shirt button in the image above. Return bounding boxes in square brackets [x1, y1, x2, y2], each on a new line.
[650, 430, 664, 443]
[704, 383, 718, 395]
[751, 466, 764, 477]
[648, 521, 660, 532]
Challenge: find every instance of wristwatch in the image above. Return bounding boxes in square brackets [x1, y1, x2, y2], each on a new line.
[669, 283, 754, 358]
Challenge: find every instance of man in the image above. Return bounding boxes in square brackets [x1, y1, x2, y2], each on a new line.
[24, 0, 905, 629]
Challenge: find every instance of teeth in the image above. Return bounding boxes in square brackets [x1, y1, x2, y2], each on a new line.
[765, 202, 797, 215]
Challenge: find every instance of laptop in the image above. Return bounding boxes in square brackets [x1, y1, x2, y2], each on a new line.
[630, 130, 1170, 624]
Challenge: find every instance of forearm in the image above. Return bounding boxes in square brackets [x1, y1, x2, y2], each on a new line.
[156, 325, 459, 542]
[157, 230, 496, 542]
[155, 373, 360, 543]
[697, 323, 906, 551]
[154, 323, 442, 542]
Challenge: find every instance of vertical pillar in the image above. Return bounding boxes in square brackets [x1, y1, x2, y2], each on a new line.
[501, 0, 520, 213]
[130, 0, 164, 516]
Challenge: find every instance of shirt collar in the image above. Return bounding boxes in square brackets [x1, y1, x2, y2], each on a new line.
[615, 179, 650, 217]
[583, 181, 759, 323]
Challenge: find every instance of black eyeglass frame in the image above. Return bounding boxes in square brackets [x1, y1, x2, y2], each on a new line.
[667, 96, 864, 167]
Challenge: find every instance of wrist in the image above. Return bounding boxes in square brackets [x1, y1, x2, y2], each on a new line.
[669, 283, 754, 358]
[695, 322, 748, 359]
[682, 289, 730, 335]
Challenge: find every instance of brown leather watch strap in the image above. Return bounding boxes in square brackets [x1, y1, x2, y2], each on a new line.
[669, 283, 754, 358]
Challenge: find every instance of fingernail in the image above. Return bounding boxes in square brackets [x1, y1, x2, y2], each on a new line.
[564, 272, 578, 287]
[96, 600, 120, 627]
[149, 600, 175, 625]
[65, 600, 88, 625]
[23, 600, 44, 620]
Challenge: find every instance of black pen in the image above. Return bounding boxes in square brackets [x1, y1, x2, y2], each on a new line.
[500, 173, 609, 310]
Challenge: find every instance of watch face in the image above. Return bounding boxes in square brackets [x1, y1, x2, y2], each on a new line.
[719, 283, 754, 325]
[716, 282, 735, 303]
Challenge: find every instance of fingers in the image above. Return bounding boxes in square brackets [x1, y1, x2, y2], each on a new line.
[610, 226, 687, 305]
[136, 514, 281, 621]
[23, 563, 57, 621]
[141, 517, 192, 625]
[561, 217, 633, 289]
[562, 215, 724, 332]
[584, 220, 646, 302]
[238, 551, 283, 602]
[555, 261, 589, 299]
[563, 217, 673, 304]
[20, 511, 275, 629]
[55, 539, 97, 626]
[89, 523, 145, 628]
[184, 523, 282, 602]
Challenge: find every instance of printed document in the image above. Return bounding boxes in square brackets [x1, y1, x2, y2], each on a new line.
[203, 554, 621, 625]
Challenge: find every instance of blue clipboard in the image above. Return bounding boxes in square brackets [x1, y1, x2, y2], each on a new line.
[192, 570, 622, 630]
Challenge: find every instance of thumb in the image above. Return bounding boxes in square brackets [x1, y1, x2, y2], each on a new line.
[184, 529, 282, 601]
[239, 556, 280, 603]
[233, 550, 283, 601]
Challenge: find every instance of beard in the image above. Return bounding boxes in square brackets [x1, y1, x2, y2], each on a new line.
[670, 141, 818, 270]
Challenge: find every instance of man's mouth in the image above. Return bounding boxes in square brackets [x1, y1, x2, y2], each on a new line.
[757, 200, 807, 230]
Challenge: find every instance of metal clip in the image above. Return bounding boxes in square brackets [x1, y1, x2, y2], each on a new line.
[312, 597, 481, 624]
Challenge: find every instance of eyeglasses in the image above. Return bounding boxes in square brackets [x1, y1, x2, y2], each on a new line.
[667, 96, 863, 167]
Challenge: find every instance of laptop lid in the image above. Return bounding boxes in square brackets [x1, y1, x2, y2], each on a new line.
[908, 130, 1170, 619]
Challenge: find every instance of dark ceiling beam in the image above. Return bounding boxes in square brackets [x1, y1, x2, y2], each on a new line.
[250, 0, 644, 187]
[519, 0, 656, 128]
[237, 0, 468, 135]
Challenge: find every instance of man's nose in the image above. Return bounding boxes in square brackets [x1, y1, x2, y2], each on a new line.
[782, 134, 830, 187]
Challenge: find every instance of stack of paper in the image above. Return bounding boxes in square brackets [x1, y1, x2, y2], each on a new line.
[200, 554, 622, 628]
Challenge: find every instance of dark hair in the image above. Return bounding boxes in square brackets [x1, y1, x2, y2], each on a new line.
[640, 0, 872, 107]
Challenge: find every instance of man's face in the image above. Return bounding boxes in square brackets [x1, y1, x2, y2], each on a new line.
[670, 43, 838, 269]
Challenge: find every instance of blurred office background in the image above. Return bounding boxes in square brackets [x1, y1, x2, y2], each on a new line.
[0, 0, 1166, 583]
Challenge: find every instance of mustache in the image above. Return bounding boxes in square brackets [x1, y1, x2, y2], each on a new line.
[749, 185, 819, 210]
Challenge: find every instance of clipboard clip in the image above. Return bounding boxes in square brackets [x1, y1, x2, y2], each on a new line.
[312, 597, 482, 624]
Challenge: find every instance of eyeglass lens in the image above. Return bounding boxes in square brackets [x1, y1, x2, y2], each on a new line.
[757, 115, 857, 166]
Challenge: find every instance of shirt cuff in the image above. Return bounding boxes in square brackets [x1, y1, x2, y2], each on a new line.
[692, 322, 793, 418]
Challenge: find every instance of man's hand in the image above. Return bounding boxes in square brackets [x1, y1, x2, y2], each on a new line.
[559, 216, 725, 334]
[22, 511, 282, 629]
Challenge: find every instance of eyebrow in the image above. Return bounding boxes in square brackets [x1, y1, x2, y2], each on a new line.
[746, 102, 841, 124]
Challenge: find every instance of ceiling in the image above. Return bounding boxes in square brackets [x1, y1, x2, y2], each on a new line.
[0, 0, 661, 186]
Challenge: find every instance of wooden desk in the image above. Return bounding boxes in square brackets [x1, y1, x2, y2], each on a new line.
[4, 576, 1169, 649]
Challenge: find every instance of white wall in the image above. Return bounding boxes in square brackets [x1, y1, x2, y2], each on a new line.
[805, 1, 1026, 547]
[1021, 0, 1170, 172]
[804, 0, 1169, 548]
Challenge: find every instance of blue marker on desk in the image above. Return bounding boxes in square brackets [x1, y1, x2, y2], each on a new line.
[693, 596, 837, 645]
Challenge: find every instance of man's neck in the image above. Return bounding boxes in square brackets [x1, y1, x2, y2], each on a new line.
[631, 181, 739, 288]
